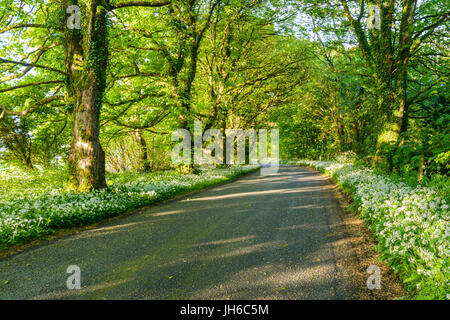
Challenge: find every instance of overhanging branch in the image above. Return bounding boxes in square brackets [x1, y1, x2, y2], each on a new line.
[112, 1, 170, 10]
[0, 96, 64, 120]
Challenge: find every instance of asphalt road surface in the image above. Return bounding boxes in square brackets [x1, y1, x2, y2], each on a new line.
[0, 166, 364, 299]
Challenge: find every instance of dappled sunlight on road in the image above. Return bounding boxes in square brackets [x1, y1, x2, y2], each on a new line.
[57, 222, 145, 242]
[185, 187, 324, 202]
[190, 262, 336, 299]
[143, 210, 183, 217]
[31, 278, 132, 300]
[207, 241, 284, 260]
[192, 236, 257, 248]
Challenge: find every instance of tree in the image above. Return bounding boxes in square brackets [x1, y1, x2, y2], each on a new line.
[0, 0, 169, 190]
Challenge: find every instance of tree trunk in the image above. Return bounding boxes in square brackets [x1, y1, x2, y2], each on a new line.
[135, 130, 151, 172]
[68, 74, 107, 190]
[65, 0, 108, 191]
[351, 123, 360, 154]
[336, 116, 346, 152]
[393, 0, 416, 142]
[417, 153, 425, 183]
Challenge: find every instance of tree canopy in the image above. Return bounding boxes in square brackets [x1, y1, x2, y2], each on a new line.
[0, 0, 448, 189]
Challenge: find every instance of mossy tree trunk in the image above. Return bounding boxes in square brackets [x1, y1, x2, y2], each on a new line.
[340, 0, 420, 170]
[63, 0, 108, 191]
[135, 130, 151, 172]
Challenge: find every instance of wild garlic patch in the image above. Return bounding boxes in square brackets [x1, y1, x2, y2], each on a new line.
[299, 160, 449, 300]
[0, 165, 258, 246]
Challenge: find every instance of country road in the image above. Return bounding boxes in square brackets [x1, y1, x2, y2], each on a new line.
[0, 166, 368, 299]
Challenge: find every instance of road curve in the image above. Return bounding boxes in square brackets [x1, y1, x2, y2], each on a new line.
[0, 166, 364, 299]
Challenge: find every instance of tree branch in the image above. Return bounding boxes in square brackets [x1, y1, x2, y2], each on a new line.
[112, 1, 170, 10]
[0, 96, 64, 120]
[0, 23, 46, 35]
[0, 80, 63, 93]
[0, 58, 68, 76]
